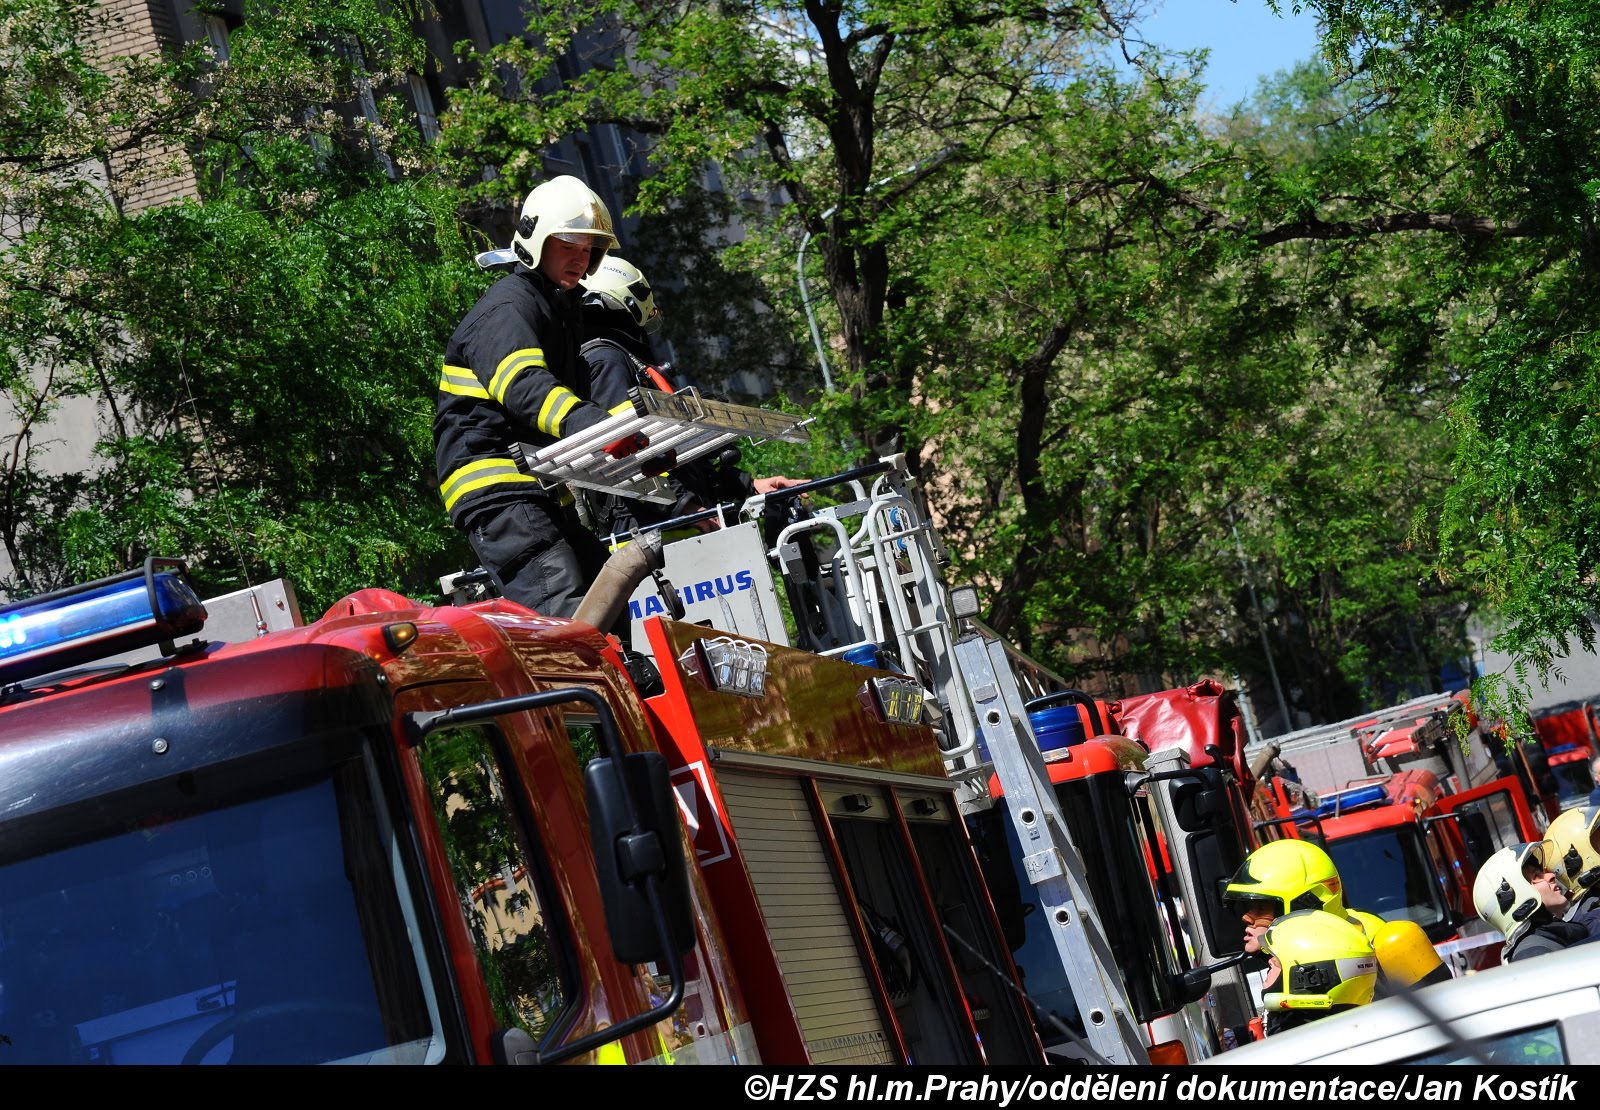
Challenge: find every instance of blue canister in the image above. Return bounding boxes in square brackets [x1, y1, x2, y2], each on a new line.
[976, 706, 1086, 761]
[1026, 705, 1086, 753]
[842, 644, 880, 668]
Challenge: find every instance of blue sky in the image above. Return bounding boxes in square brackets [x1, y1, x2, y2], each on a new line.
[1136, 0, 1324, 111]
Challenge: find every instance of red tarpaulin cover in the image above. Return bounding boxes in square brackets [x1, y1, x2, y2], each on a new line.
[1110, 678, 1254, 798]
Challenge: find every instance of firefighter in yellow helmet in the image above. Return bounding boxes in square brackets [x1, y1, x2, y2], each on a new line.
[1223, 838, 1385, 954]
[1544, 803, 1600, 938]
[1258, 909, 1379, 1035]
[1472, 841, 1587, 962]
[1222, 838, 1387, 1042]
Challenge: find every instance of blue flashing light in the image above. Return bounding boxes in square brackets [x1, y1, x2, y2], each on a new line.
[0, 557, 207, 686]
[1311, 783, 1388, 819]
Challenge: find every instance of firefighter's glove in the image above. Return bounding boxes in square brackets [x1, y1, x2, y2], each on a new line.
[637, 449, 678, 478]
[602, 432, 650, 459]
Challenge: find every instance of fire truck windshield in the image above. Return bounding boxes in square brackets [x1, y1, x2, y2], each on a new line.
[1324, 825, 1451, 931]
[0, 732, 442, 1064]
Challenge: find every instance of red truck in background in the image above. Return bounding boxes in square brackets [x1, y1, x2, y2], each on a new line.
[1250, 740, 1543, 973]
[1529, 700, 1599, 808]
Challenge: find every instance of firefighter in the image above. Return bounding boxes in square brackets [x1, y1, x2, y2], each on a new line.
[1223, 838, 1386, 956]
[577, 254, 803, 543]
[1472, 841, 1589, 962]
[1543, 803, 1600, 937]
[1221, 838, 1386, 1043]
[1257, 909, 1379, 1036]
[433, 175, 647, 630]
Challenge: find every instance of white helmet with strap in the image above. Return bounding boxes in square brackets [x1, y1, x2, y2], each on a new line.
[581, 255, 661, 333]
[511, 176, 619, 275]
[1473, 841, 1549, 947]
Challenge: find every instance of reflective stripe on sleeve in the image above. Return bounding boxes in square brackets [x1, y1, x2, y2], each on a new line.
[607, 399, 635, 416]
[490, 348, 546, 404]
[439, 457, 537, 512]
[538, 386, 581, 436]
[439, 365, 489, 399]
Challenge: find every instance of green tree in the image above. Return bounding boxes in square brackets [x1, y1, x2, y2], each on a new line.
[0, 0, 480, 609]
[437, 1, 1490, 714]
[1275, 0, 1600, 722]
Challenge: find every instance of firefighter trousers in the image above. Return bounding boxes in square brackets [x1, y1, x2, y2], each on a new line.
[464, 497, 627, 644]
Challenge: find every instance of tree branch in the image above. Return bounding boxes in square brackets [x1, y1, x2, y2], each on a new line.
[1254, 210, 1537, 245]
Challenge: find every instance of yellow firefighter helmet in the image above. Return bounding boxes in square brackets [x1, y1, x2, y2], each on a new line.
[1371, 918, 1451, 988]
[1543, 804, 1600, 897]
[1261, 909, 1379, 1011]
[1225, 838, 1349, 919]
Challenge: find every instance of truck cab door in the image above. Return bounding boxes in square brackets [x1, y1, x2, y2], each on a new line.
[1431, 775, 1543, 882]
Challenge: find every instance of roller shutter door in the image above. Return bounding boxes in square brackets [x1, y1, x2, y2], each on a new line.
[717, 770, 895, 1064]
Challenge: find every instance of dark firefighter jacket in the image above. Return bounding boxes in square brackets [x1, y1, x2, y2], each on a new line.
[1506, 914, 1591, 962]
[434, 266, 613, 527]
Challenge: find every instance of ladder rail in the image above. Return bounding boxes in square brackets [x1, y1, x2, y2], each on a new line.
[856, 490, 979, 760]
[953, 632, 1149, 1065]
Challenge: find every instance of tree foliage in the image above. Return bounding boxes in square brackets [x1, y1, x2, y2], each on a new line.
[436, 0, 1498, 721]
[1289, 0, 1600, 722]
[0, 0, 481, 609]
[0, 0, 1589, 731]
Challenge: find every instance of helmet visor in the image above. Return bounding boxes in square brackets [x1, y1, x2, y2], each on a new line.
[1517, 840, 1553, 878]
[551, 231, 606, 246]
[1224, 855, 1287, 916]
[1235, 896, 1284, 919]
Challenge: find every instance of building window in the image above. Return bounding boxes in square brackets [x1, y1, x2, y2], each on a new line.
[409, 74, 440, 143]
[202, 13, 231, 60]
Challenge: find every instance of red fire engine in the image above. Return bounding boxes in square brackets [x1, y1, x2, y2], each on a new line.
[0, 555, 1039, 1065]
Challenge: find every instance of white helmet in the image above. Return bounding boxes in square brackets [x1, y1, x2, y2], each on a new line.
[1473, 842, 1549, 946]
[510, 175, 618, 276]
[581, 255, 661, 333]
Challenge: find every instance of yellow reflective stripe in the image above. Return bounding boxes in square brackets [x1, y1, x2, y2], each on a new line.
[439, 457, 536, 512]
[607, 400, 634, 416]
[540, 388, 581, 436]
[490, 348, 545, 404]
[440, 364, 488, 399]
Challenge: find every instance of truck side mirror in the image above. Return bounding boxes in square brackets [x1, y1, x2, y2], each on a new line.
[1156, 767, 1230, 834]
[1174, 951, 1248, 1005]
[584, 750, 696, 965]
[1176, 966, 1213, 1005]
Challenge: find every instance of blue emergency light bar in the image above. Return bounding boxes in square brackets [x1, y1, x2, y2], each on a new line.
[0, 557, 207, 686]
[1310, 783, 1389, 818]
